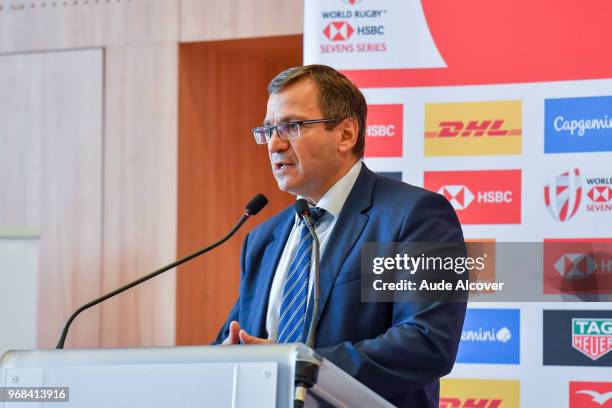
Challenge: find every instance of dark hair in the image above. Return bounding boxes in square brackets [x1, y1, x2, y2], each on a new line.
[267, 64, 367, 158]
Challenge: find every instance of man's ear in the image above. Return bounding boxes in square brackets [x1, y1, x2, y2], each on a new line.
[337, 117, 359, 154]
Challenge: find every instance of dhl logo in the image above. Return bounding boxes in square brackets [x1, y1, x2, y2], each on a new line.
[441, 379, 520, 408]
[440, 398, 502, 408]
[427, 120, 521, 138]
[425, 101, 522, 156]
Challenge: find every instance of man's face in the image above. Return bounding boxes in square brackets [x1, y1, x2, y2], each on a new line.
[265, 79, 345, 201]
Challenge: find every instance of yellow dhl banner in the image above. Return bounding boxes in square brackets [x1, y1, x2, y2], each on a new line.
[425, 100, 522, 156]
[440, 378, 520, 407]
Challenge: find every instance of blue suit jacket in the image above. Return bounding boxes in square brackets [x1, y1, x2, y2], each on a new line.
[214, 165, 466, 407]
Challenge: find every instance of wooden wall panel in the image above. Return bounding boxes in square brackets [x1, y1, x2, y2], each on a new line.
[180, 0, 304, 42]
[0, 0, 178, 53]
[101, 43, 178, 347]
[0, 49, 104, 349]
[177, 36, 302, 345]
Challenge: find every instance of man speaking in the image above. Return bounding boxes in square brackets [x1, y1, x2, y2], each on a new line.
[213, 65, 466, 407]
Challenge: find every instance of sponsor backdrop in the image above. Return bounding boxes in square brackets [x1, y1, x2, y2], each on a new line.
[305, 0, 612, 406]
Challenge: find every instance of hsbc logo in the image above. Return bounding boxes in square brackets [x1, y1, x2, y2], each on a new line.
[367, 124, 395, 137]
[570, 381, 612, 408]
[364, 104, 403, 158]
[424, 101, 522, 156]
[544, 239, 612, 294]
[425, 170, 521, 224]
[555, 253, 599, 279]
[323, 21, 354, 41]
[479, 191, 513, 203]
[438, 186, 513, 210]
[585, 177, 612, 213]
[439, 398, 502, 408]
[341, 0, 362, 4]
[438, 185, 475, 210]
[544, 169, 582, 222]
[588, 185, 612, 203]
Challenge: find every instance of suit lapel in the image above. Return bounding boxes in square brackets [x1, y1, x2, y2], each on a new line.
[251, 210, 295, 338]
[317, 165, 376, 324]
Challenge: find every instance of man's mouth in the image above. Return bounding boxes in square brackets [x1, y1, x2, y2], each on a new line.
[274, 162, 294, 170]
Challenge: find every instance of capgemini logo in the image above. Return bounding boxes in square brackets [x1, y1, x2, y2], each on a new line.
[461, 327, 512, 343]
[496, 327, 512, 343]
[544, 168, 582, 221]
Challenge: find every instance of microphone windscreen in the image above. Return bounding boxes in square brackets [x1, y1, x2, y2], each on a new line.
[294, 199, 310, 219]
[246, 194, 269, 215]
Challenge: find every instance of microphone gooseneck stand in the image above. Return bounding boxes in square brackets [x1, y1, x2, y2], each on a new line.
[55, 194, 268, 349]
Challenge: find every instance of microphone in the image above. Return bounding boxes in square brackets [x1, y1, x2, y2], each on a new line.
[245, 193, 268, 216]
[294, 199, 311, 223]
[55, 194, 269, 349]
[293, 199, 321, 349]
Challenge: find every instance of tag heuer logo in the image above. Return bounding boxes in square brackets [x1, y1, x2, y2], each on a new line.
[572, 318, 612, 360]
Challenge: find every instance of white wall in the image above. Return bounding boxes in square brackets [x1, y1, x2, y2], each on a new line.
[0, 236, 39, 355]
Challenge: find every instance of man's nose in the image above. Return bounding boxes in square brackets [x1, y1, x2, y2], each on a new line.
[267, 130, 289, 153]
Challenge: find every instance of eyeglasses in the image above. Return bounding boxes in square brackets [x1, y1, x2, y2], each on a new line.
[251, 118, 338, 145]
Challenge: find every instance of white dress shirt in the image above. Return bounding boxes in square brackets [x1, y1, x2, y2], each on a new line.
[265, 161, 363, 340]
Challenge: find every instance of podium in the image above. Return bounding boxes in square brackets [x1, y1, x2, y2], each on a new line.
[0, 344, 393, 407]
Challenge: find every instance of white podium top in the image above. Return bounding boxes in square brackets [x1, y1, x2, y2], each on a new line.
[1, 344, 393, 408]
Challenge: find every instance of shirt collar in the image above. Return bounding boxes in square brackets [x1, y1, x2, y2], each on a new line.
[297, 160, 362, 220]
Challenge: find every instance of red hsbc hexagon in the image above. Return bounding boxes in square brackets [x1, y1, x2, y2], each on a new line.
[436, 185, 474, 210]
[323, 21, 355, 41]
[424, 170, 521, 224]
[543, 239, 612, 294]
[587, 186, 612, 203]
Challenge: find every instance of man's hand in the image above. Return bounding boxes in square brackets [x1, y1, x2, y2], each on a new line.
[239, 329, 273, 345]
[221, 321, 273, 345]
[221, 321, 241, 345]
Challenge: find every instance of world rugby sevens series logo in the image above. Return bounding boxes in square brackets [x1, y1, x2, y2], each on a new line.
[544, 169, 582, 222]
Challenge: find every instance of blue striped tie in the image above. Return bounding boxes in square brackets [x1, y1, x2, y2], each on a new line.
[277, 207, 326, 343]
